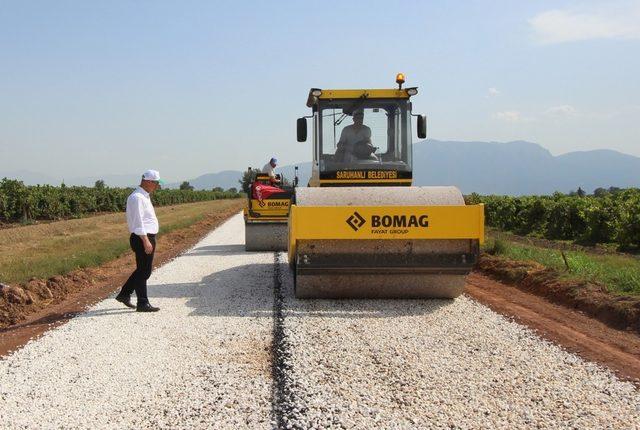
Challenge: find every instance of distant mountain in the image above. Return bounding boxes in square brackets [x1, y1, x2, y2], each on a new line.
[413, 140, 640, 195]
[553, 149, 640, 192]
[277, 140, 640, 195]
[164, 165, 312, 190]
[164, 170, 244, 190]
[4, 141, 640, 195]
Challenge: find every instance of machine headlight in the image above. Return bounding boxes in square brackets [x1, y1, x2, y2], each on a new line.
[311, 89, 322, 97]
[407, 87, 418, 96]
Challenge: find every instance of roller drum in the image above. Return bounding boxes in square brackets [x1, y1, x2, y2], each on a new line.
[295, 186, 466, 207]
[295, 273, 465, 299]
[245, 222, 288, 251]
[291, 186, 476, 299]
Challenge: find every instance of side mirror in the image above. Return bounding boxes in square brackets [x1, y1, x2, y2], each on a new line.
[297, 118, 307, 142]
[417, 115, 427, 139]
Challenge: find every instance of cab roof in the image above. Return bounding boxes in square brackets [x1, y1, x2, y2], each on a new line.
[306, 88, 418, 107]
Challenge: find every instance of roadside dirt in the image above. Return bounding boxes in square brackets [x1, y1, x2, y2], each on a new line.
[0, 201, 243, 356]
[466, 272, 640, 385]
[478, 253, 640, 333]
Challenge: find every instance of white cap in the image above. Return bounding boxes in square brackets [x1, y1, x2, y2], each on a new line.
[142, 169, 164, 184]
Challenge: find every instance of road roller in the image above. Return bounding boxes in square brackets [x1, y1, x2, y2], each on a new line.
[289, 74, 485, 298]
[244, 171, 293, 251]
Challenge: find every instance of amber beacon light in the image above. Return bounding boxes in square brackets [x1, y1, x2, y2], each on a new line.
[396, 73, 406, 89]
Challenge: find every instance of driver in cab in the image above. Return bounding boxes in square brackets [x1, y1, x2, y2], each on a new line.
[335, 110, 376, 162]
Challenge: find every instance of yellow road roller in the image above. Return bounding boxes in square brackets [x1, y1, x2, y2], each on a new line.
[244, 171, 293, 251]
[289, 74, 484, 298]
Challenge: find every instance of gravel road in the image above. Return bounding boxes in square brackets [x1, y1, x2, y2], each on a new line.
[0, 214, 274, 429]
[1, 213, 639, 429]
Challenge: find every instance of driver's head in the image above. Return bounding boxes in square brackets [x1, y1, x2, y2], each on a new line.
[270, 157, 277, 167]
[352, 110, 364, 126]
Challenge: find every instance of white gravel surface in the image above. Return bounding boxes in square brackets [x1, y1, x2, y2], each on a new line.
[1, 212, 639, 429]
[0, 214, 275, 429]
[277, 264, 640, 429]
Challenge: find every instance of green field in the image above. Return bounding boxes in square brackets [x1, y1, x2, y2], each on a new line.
[0, 199, 243, 285]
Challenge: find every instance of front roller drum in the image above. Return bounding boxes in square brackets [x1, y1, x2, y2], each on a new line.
[294, 272, 466, 299]
[293, 239, 478, 299]
[244, 222, 288, 251]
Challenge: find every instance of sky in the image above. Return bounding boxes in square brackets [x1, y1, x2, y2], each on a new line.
[1, 0, 639, 182]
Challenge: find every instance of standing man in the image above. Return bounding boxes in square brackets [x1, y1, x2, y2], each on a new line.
[115, 170, 164, 312]
[262, 157, 280, 185]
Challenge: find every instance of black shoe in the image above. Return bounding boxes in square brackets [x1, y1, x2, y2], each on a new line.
[136, 303, 160, 312]
[115, 294, 136, 309]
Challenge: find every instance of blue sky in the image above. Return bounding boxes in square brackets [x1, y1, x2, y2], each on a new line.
[1, 0, 639, 182]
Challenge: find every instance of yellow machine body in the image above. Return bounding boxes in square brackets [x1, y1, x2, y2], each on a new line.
[245, 199, 291, 220]
[289, 79, 485, 298]
[244, 173, 292, 251]
[288, 204, 484, 256]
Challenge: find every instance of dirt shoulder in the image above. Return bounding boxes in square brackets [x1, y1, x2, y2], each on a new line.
[477, 253, 640, 333]
[0, 201, 243, 356]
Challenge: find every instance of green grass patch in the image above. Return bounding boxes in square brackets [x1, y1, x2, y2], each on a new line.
[159, 213, 206, 235]
[1, 238, 130, 283]
[0, 199, 243, 285]
[483, 238, 640, 296]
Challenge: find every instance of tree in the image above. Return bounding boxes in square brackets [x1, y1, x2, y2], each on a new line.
[593, 187, 608, 197]
[239, 168, 260, 194]
[94, 179, 105, 189]
[577, 187, 586, 197]
[180, 181, 194, 191]
[212, 186, 224, 192]
[226, 187, 238, 194]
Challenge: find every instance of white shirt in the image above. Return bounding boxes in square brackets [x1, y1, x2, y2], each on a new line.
[262, 162, 276, 179]
[126, 187, 159, 235]
[339, 124, 372, 147]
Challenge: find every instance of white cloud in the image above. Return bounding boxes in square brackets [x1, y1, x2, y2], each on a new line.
[545, 105, 577, 116]
[492, 111, 521, 122]
[488, 87, 500, 97]
[530, 4, 640, 44]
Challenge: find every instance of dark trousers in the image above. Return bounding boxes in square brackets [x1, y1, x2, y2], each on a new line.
[119, 233, 156, 305]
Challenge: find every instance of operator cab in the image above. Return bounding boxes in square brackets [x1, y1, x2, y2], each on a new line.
[297, 76, 426, 187]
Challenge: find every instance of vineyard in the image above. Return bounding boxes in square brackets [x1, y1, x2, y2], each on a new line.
[0, 178, 241, 223]
[466, 188, 640, 250]
[3, 176, 639, 250]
